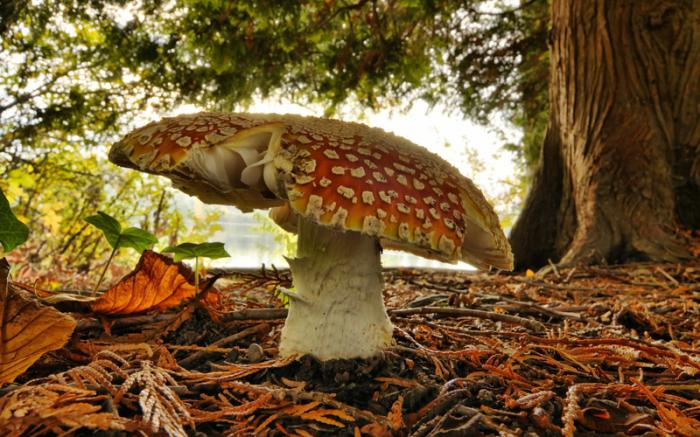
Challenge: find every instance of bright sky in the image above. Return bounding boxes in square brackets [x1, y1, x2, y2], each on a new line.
[165, 98, 520, 270]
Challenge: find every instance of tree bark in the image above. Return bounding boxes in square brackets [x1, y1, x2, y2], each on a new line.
[510, 0, 700, 269]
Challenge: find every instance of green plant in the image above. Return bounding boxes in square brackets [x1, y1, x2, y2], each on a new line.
[162, 242, 230, 293]
[0, 188, 29, 254]
[85, 211, 157, 295]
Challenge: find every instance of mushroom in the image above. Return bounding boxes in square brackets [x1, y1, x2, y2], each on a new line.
[109, 112, 513, 360]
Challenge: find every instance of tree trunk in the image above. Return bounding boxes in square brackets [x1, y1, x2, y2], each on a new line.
[510, 0, 700, 270]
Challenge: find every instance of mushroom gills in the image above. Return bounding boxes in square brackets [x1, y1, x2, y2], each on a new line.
[186, 127, 283, 196]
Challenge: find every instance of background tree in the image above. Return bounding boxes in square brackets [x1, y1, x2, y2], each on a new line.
[510, 0, 700, 268]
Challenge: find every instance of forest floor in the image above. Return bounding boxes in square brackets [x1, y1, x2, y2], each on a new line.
[1, 252, 700, 436]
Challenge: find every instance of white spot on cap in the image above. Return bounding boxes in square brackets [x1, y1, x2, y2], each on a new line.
[312, 134, 324, 141]
[415, 209, 425, 219]
[337, 185, 355, 199]
[372, 152, 382, 160]
[423, 196, 436, 206]
[377, 208, 387, 218]
[288, 189, 303, 201]
[364, 160, 378, 170]
[429, 208, 441, 219]
[413, 178, 425, 190]
[440, 202, 451, 212]
[362, 216, 383, 235]
[358, 147, 371, 156]
[346, 154, 359, 162]
[362, 191, 375, 205]
[393, 162, 416, 175]
[398, 222, 410, 240]
[405, 195, 417, 205]
[396, 174, 409, 187]
[384, 167, 395, 177]
[175, 136, 192, 147]
[300, 159, 317, 173]
[439, 235, 456, 255]
[320, 177, 332, 188]
[351, 167, 366, 178]
[323, 149, 340, 159]
[379, 191, 392, 204]
[414, 228, 431, 246]
[295, 174, 315, 185]
[396, 203, 410, 214]
[373, 172, 387, 183]
[296, 135, 312, 144]
[330, 207, 348, 227]
[448, 192, 459, 204]
[332, 166, 346, 175]
[306, 195, 323, 219]
[205, 132, 228, 143]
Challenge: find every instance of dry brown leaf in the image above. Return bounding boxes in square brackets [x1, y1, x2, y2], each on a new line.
[91, 250, 198, 315]
[387, 395, 405, 432]
[116, 360, 193, 437]
[0, 259, 76, 384]
[0, 383, 131, 436]
[360, 422, 392, 437]
[299, 408, 354, 427]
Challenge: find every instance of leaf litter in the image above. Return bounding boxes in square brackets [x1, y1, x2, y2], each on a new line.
[0, 248, 699, 435]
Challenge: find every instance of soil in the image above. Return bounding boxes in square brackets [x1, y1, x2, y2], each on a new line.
[3, 260, 700, 436]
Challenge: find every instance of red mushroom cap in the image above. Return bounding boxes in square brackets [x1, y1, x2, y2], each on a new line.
[109, 112, 513, 270]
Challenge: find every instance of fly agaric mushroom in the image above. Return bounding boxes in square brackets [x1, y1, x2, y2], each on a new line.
[109, 112, 513, 360]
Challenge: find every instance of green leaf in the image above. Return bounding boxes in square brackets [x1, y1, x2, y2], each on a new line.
[0, 188, 30, 252]
[85, 211, 156, 253]
[85, 212, 122, 248]
[120, 227, 159, 254]
[162, 242, 230, 262]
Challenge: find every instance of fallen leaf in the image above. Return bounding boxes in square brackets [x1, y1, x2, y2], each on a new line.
[91, 250, 197, 315]
[0, 259, 76, 383]
[387, 395, 405, 432]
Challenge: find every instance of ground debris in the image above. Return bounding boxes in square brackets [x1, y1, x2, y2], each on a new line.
[1, 259, 700, 435]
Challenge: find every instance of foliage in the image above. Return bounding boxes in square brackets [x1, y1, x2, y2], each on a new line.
[0, 188, 29, 253]
[163, 241, 229, 292]
[85, 211, 158, 254]
[2, 0, 549, 160]
[1, 0, 549, 278]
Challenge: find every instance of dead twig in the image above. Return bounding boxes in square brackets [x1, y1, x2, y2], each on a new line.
[178, 324, 270, 367]
[389, 307, 546, 332]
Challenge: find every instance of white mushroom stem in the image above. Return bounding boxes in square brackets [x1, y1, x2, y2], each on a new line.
[279, 217, 394, 360]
